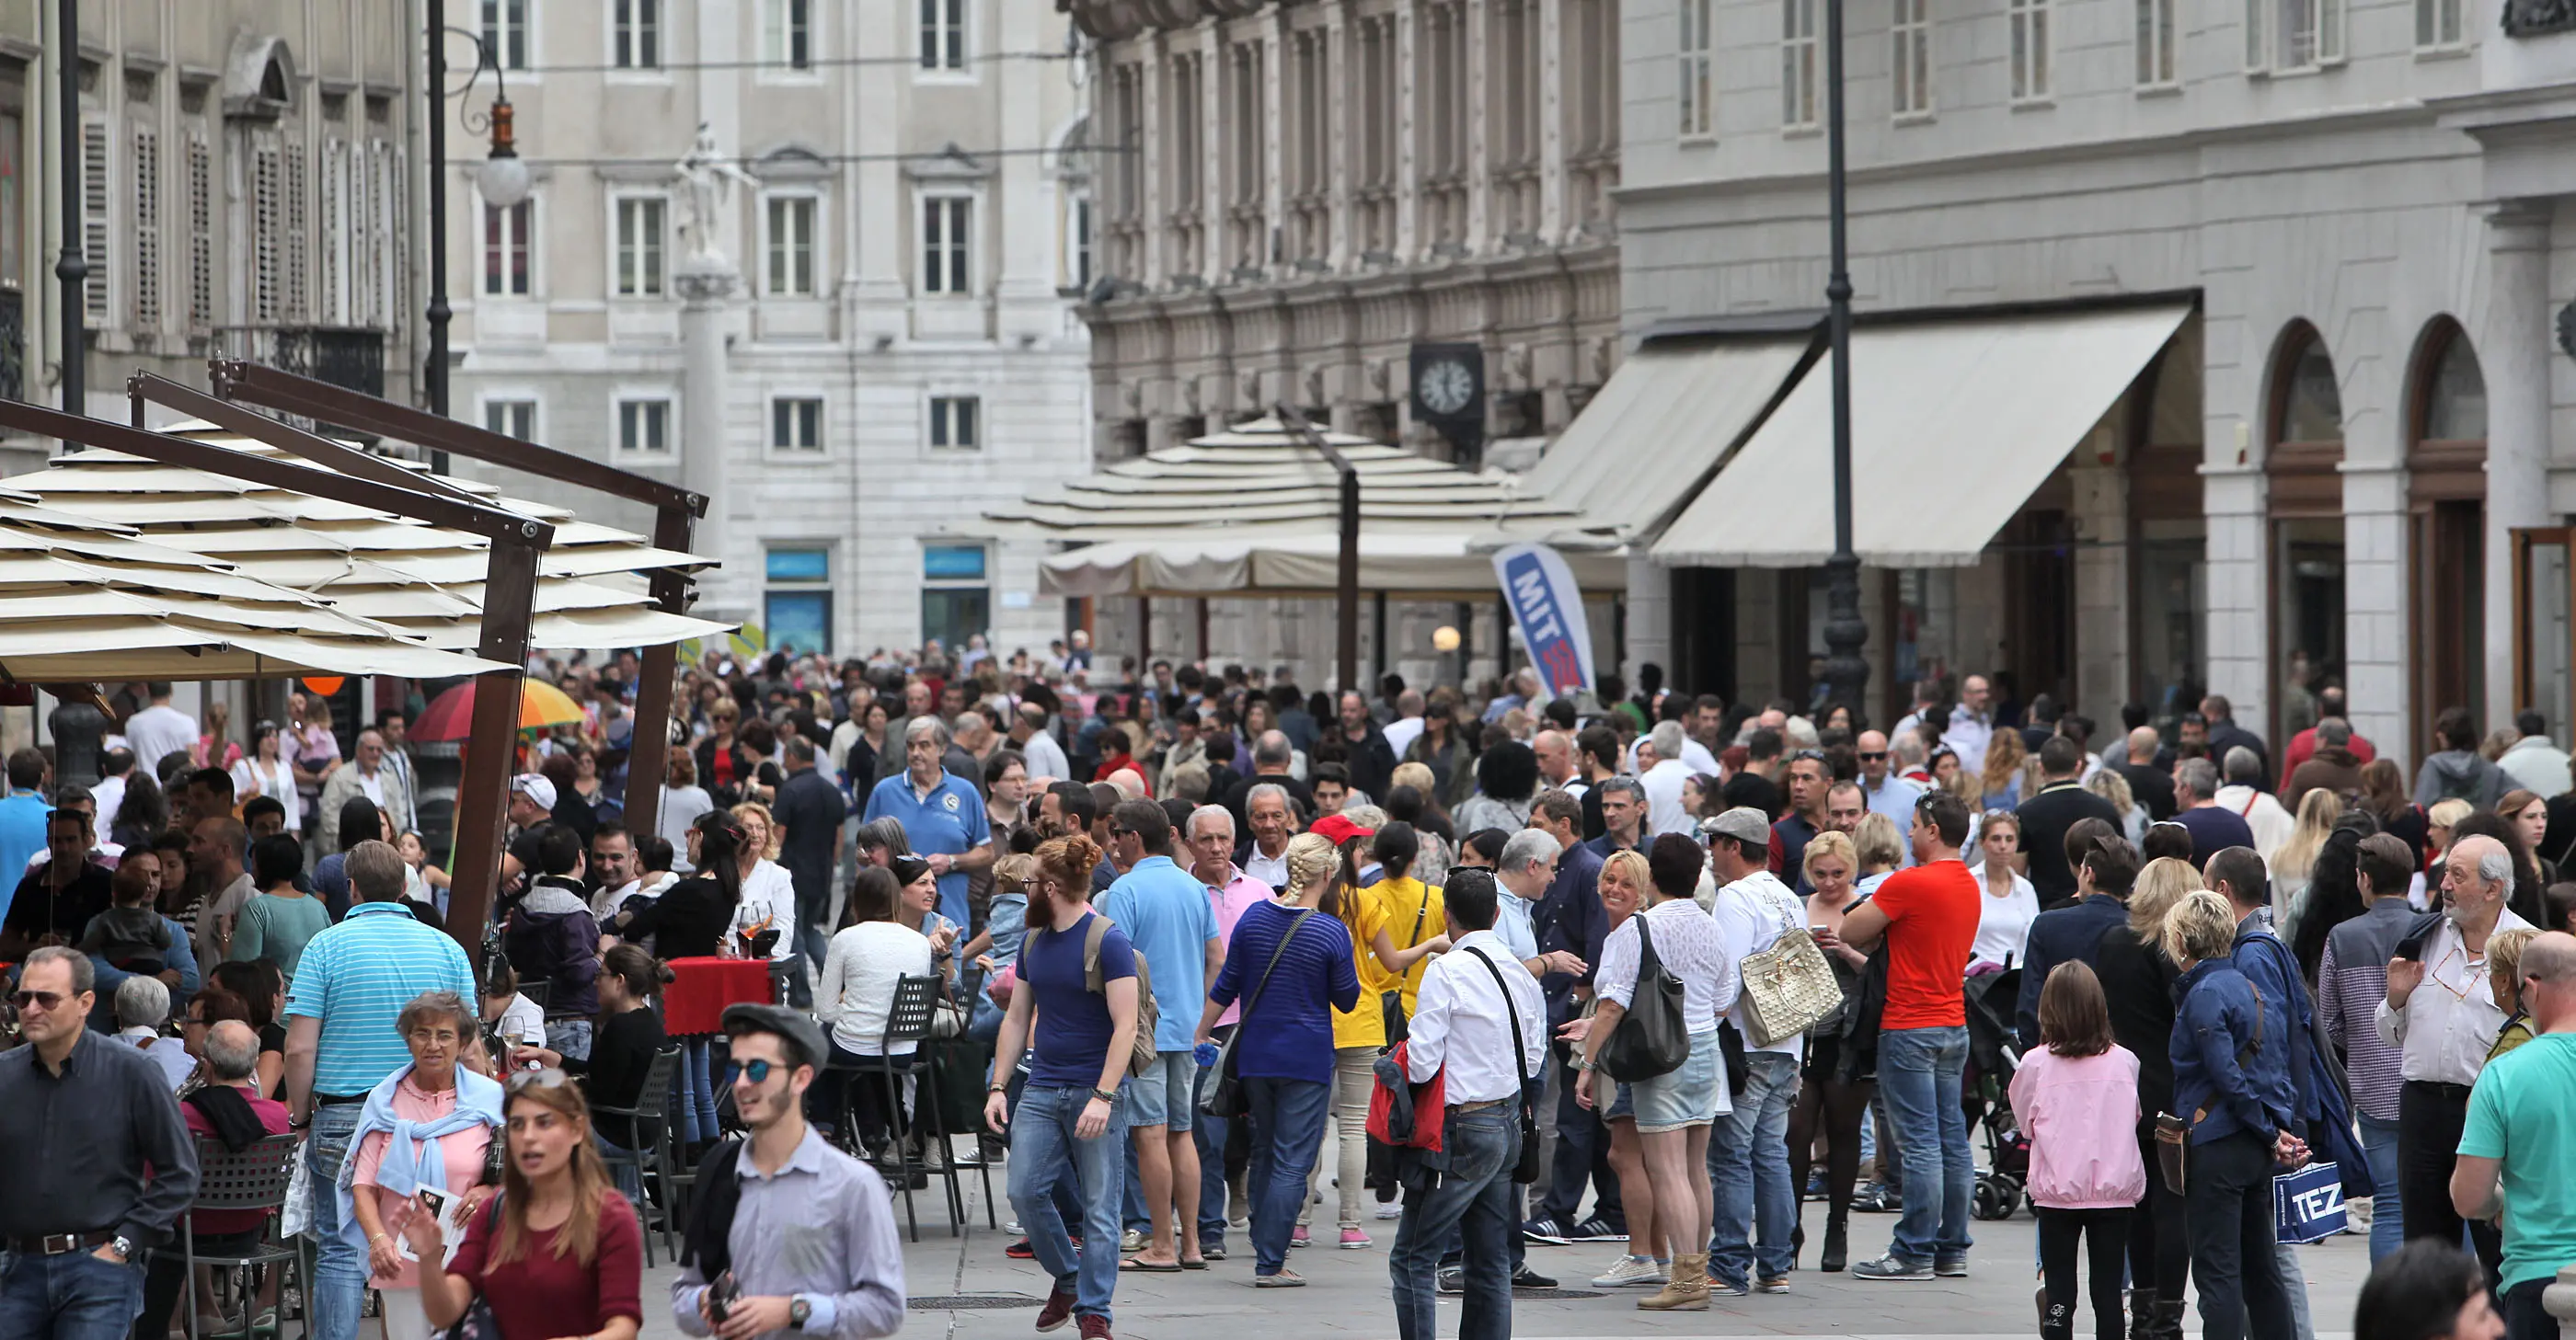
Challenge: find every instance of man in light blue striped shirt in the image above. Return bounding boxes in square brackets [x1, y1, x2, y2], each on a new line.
[282, 839, 477, 1340]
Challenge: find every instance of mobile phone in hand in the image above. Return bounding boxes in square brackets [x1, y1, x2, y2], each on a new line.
[708, 1270, 742, 1323]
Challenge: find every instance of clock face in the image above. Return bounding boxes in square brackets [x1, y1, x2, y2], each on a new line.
[1417, 360, 1477, 418]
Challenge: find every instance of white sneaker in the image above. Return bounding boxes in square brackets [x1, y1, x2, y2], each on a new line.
[1591, 1255, 1669, 1288]
[1374, 1202, 1403, 1220]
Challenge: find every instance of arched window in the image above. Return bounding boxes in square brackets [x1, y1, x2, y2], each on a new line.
[2418, 325, 2488, 443]
[2408, 320, 2488, 758]
[2266, 323, 2345, 749]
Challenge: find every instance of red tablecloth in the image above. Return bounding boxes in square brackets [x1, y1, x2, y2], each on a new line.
[662, 956, 775, 1035]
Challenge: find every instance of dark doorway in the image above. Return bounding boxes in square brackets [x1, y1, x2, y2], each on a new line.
[2005, 510, 2077, 708]
[1668, 567, 1737, 704]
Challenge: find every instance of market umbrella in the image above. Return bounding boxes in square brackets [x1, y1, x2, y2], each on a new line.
[414, 678, 587, 742]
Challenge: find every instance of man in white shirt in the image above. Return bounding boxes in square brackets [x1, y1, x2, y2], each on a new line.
[2378, 833, 2530, 1277]
[1393, 872, 1545, 1340]
[92, 750, 132, 839]
[1636, 722, 1699, 840]
[1381, 689, 1430, 760]
[1940, 675, 1995, 776]
[1703, 807, 1808, 1295]
[1009, 702, 1072, 783]
[1237, 783, 1295, 890]
[2211, 746, 2294, 860]
[122, 683, 199, 777]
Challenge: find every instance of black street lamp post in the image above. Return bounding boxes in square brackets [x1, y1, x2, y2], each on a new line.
[1819, 0, 1870, 720]
[56, 0, 85, 420]
[424, 9, 530, 471]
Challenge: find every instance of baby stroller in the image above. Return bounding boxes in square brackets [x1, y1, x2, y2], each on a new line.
[1963, 967, 2031, 1220]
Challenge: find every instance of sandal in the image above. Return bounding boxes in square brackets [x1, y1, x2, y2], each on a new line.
[1120, 1255, 1184, 1273]
[1253, 1269, 1306, 1288]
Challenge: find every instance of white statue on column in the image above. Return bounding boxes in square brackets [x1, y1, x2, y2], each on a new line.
[673, 121, 757, 268]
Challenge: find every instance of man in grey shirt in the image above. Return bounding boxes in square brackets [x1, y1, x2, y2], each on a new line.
[0, 945, 199, 1335]
[673, 1002, 904, 1339]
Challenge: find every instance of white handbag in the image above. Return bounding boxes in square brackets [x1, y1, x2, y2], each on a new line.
[1738, 896, 1843, 1048]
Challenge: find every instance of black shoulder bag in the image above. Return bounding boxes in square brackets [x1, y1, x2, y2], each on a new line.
[1465, 946, 1545, 1184]
[1200, 907, 1317, 1120]
[1383, 887, 1432, 1042]
[1601, 910, 1690, 1082]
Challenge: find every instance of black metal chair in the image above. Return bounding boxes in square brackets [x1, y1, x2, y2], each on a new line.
[945, 964, 999, 1230]
[822, 974, 950, 1242]
[591, 1044, 683, 1266]
[151, 1131, 302, 1340]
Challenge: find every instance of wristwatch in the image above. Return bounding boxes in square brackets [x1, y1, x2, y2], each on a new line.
[789, 1297, 813, 1330]
[1088, 1087, 1118, 1105]
[109, 1235, 134, 1263]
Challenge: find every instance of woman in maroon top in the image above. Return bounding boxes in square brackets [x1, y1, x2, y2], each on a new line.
[404, 1071, 644, 1340]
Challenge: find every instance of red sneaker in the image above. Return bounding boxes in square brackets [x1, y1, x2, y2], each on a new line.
[1077, 1315, 1114, 1340]
[1006, 1239, 1037, 1260]
[1035, 1288, 1075, 1333]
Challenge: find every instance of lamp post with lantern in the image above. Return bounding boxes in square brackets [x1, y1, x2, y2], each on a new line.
[425, 6, 532, 469]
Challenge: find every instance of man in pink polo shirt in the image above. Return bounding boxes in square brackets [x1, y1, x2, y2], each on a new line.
[1187, 803, 1273, 1260]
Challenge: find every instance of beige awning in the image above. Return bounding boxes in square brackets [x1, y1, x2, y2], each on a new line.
[0, 425, 734, 653]
[987, 416, 1619, 596]
[1650, 304, 2192, 567]
[1514, 336, 1816, 546]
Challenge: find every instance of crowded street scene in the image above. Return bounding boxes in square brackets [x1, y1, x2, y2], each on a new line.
[5, 1, 2576, 1340]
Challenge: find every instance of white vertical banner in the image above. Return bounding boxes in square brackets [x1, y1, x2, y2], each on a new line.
[1492, 542, 1596, 698]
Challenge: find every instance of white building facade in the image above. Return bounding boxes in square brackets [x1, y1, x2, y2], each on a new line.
[1606, 0, 2576, 766]
[447, 0, 1096, 659]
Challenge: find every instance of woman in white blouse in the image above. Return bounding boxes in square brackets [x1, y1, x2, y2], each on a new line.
[1567, 836, 1738, 1311]
[1968, 809, 2041, 971]
[230, 720, 300, 833]
[727, 801, 799, 966]
[818, 865, 934, 1156]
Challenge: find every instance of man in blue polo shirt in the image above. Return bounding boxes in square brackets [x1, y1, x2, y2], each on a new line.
[281, 839, 477, 1340]
[863, 716, 992, 930]
[1098, 799, 1221, 1270]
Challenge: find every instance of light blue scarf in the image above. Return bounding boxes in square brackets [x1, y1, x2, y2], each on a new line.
[328, 1063, 505, 1249]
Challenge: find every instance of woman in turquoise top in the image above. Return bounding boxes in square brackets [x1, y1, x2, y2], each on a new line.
[229, 832, 333, 987]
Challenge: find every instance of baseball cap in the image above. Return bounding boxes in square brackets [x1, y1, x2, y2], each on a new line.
[1705, 806, 1772, 847]
[510, 773, 558, 810]
[1311, 812, 1376, 846]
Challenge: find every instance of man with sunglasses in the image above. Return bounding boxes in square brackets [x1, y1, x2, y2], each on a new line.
[0, 945, 199, 1340]
[1854, 731, 1925, 856]
[673, 1002, 904, 1340]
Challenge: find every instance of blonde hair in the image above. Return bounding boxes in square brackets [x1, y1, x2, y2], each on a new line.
[2270, 787, 2340, 883]
[729, 800, 780, 859]
[2429, 797, 2476, 834]
[2490, 926, 2542, 1014]
[2129, 856, 2202, 937]
[2161, 888, 2239, 966]
[1390, 761, 1438, 797]
[1851, 812, 1903, 874]
[1282, 830, 1340, 894]
[1600, 849, 1651, 906]
[1980, 728, 2027, 798]
[1802, 830, 1858, 884]
[2086, 767, 2133, 816]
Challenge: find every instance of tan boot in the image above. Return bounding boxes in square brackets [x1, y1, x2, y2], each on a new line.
[1637, 1252, 1711, 1311]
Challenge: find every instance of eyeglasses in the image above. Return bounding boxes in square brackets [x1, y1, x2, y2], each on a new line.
[1786, 750, 1827, 765]
[9, 990, 64, 1011]
[505, 1067, 570, 1094]
[724, 1059, 778, 1086]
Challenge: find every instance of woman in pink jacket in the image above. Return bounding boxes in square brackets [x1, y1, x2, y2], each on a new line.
[2009, 960, 2148, 1340]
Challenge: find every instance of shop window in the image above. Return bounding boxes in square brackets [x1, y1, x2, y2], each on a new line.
[923, 544, 990, 649]
[765, 546, 832, 655]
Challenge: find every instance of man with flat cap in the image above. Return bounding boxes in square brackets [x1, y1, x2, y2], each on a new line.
[672, 1002, 906, 1339]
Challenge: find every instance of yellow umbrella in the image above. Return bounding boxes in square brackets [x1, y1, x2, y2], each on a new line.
[416, 678, 588, 741]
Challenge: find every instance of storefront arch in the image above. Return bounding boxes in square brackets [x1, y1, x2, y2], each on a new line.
[2267, 321, 2347, 750]
[2407, 318, 2489, 760]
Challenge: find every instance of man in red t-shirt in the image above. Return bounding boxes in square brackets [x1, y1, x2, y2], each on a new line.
[1834, 790, 1979, 1281]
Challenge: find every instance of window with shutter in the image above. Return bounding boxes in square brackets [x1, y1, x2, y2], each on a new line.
[283, 149, 308, 321]
[81, 119, 109, 325]
[131, 126, 160, 329]
[187, 132, 213, 327]
[320, 140, 342, 325]
[253, 146, 281, 323]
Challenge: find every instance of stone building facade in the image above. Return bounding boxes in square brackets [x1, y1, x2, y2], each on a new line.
[1068, 0, 1624, 687]
[446, 0, 1094, 659]
[1610, 0, 2576, 765]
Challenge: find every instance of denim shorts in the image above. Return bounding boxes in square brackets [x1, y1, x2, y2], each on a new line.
[1629, 1029, 1723, 1133]
[1122, 1048, 1200, 1132]
[1604, 1078, 1635, 1123]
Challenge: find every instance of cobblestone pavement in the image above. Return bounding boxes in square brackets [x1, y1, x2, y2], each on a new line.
[630, 1162, 2375, 1338]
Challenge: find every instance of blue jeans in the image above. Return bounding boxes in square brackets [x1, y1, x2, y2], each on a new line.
[1389, 1105, 1518, 1340]
[1877, 1025, 1972, 1264]
[677, 1036, 724, 1145]
[0, 1248, 143, 1340]
[2357, 1111, 2404, 1264]
[1192, 1044, 1233, 1251]
[1006, 1085, 1130, 1321]
[1241, 1075, 1330, 1275]
[1708, 1049, 1800, 1286]
[304, 1101, 367, 1340]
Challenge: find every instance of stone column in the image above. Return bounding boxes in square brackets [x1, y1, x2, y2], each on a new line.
[1622, 555, 1669, 691]
[2070, 431, 2131, 728]
[677, 258, 740, 613]
[2202, 459, 2270, 739]
[2486, 202, 2555, 721]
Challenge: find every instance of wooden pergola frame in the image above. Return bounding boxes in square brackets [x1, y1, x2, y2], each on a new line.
[0, 392, 554, 960]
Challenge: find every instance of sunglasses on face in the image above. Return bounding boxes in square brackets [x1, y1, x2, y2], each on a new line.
[725, 1059, 779, 1086]
[506, 1066, 570, 1094]
[11, 990, 64, 1011]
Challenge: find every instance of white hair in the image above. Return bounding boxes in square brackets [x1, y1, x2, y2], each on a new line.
[2478, 847, 2515, 888]
[1650, 720, 1687, 760]
[1187, 805, 1236, 842]
[906, 716, 951, 750]
[1246, 782, 1291, 811]
[115, 974, 170, 1031]
[1499, 828, 1561, 876]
